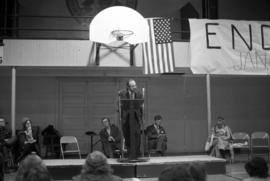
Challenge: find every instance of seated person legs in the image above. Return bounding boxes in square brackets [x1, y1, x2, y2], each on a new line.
[0, 153, 4, 181]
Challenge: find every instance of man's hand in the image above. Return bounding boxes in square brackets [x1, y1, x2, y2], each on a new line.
[108, 136, 115, 142]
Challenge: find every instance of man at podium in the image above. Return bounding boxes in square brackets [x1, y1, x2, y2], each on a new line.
[119, 79, 143, 160]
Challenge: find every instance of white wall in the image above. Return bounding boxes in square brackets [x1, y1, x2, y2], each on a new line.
[2, 39, 190, 68]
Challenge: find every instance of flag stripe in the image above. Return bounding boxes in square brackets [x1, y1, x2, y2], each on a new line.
[161, 45, 166, 73]
[149, 19, 158, 74]
[168, 43, 174, 71]
[142, 43, 148, 74]
[147, 19, 154, 74]
[162, 44, 169, 72]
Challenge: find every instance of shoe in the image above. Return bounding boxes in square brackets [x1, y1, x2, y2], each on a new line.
[156, 151, 164, 156]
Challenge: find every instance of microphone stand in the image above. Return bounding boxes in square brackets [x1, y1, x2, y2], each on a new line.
[141, 88, 145, 157]
[118, 90, 125, 159]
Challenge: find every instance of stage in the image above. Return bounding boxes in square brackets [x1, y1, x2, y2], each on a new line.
[44, 155, 226, 180]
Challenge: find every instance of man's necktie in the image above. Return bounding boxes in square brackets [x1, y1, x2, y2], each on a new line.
[130, 92, 135, 99]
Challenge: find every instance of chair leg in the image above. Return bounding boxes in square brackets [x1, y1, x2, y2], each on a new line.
[267, 149, 270, 162]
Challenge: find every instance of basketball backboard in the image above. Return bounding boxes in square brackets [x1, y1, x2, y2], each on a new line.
[89, 6, 149, 45]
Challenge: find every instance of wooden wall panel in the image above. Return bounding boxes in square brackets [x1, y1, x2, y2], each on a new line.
[59, 80, 88, 152]
[211, 76, 270, 135]
[0, 77, 11, 122]
[147, 75, 208, 153]
[1, 73, 269, 155]
[16, 77, 58, 130]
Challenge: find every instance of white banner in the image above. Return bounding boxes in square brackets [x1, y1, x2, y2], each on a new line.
[189, 19, 270, 75]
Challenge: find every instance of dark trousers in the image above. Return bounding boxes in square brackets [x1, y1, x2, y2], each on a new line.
[148, 135, 167, 155]
[16, 142, 39, 163]
[102, 141, 121, 158]
[0, 153, 4, 181]
[122, 110, 141, 159]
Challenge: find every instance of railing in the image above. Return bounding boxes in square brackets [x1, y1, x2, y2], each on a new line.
[0, 14, 190, 42]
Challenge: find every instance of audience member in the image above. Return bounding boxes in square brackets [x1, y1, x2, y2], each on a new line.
[99, 117, 122, 158]
[16, 117, 40, 163]
[72, 151, 122, 181]
[0, 117, 15, 177]
[244, 157, 270, 181]
[0, 118, 11, 156]
[145, 115, 167, 156]
[15, 153, 52, 181]
[159, 163, 206, 181]
[0, 152, 3, 181]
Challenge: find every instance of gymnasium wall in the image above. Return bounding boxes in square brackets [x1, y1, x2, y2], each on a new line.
[1, 73, 270, 154]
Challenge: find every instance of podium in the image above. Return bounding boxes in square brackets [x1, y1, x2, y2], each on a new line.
[118, 98, 147, 162]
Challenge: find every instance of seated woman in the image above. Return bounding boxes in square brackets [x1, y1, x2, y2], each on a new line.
[15, 117, 40, 163]
[206, 117, 234, 161]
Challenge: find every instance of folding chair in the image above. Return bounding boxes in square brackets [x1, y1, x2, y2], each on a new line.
[251, 132, 269, 162]
[60, 136, 81, 159]
[232, 132, 250, 160]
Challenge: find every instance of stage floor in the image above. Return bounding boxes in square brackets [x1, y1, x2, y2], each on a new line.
[4, 162, 253, 181]
[45, 155, 226, 180]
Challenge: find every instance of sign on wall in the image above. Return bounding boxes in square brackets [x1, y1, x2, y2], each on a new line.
[189, 19, 270, 75]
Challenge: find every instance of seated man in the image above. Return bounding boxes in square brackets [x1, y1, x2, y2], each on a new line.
[99, 117, 122, 158]
[145, 115, 167, 156]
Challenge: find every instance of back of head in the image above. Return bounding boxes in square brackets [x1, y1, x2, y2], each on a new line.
[245, 157, 269, 178]
[19, 153, 45, 170]
[15, 153, 51, 181]
[19, 167, 52, 181]
[82, 151, 112, 175]
[159, 163, 206, 181]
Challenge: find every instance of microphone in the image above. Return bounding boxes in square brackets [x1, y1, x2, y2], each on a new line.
[118, 89, 125, 95]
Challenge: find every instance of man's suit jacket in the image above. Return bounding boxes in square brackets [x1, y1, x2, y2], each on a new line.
[99, 124, 121, 144]
[146, 124, 167, 141]
[119, 89, 143, 124]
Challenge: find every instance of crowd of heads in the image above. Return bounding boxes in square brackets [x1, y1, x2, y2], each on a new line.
[7, 148, 270, 181]
[159, 163, 206, 181]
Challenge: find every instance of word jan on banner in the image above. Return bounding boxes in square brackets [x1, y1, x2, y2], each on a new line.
[189, 19, 270, 75]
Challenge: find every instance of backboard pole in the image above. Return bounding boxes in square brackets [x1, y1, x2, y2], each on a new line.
[130, 44, 134, 66]
[95, 43, 101, 66]
[129, 44, 138, 66]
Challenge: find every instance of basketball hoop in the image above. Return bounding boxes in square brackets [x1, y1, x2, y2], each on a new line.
[89, 6, 149, 45]
[111, 30, 134, 41]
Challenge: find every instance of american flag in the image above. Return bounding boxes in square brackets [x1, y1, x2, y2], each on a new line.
[142, 18, 175, 74]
